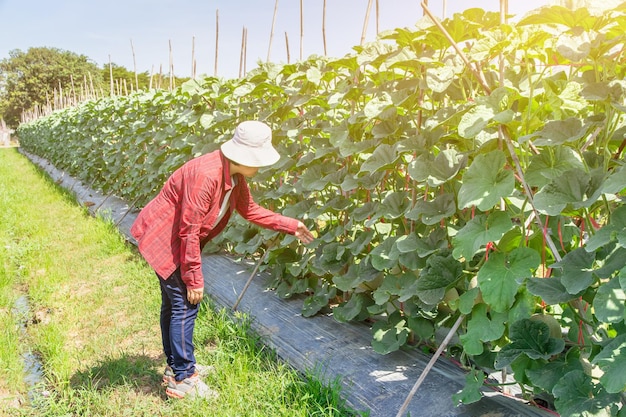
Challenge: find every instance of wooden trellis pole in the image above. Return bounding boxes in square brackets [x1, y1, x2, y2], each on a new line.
[109, 55, 114, 96]
[131, 39, 139, 90]
[215, 9, 220, 76]
[268, 0, 279, 62]
[322, 0, 327, 55]
[169, 40, 174, 91]
[361, 0, 373, 45]
[299, 0, 303, 61]
[191, 36, 196, 79]
[239, 26, 247, 78]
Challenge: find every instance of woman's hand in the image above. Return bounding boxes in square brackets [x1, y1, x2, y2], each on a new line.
[295, 221, 315, 244]
[187, 287, 204, 305]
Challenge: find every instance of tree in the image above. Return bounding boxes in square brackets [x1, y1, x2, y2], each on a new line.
[0, 47, 106, 128]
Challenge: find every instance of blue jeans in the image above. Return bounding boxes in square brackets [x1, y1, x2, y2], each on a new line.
[158, 269, 199, 381]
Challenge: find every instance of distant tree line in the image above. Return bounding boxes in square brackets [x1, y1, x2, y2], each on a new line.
[0, 47, 190, 128]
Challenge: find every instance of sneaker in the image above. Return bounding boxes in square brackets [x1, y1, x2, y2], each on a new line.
[162, 365, 175, 386]
[162, 364, 215, 386]
[165, 372, 218, 400]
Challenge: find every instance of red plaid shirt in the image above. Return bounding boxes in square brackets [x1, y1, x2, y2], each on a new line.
[131, 150, 298, 289]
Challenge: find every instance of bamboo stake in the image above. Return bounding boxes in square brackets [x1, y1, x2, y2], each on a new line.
[191, 36, 196, 79]
[215, 9, 220, 77]
[109, 55, 114, 96]
[243, 28, 248, 77]
[131, 39, 139, 90]
[322, 0, 327, 56]
[285, 31, 291, 63]
[149, 65, 154, 90]
[232, 249, 271, 311]
[239, 26, 246, 78]
[268, 0, 279, 62]
[299, 0, 303, 61]
[169, 40, 174, 91]
[420, 2, 491, 94]
[361, 0, 374, 45]
[443, 0, 447, 19]
[70, 74, 76, 104]
[395, 315, 465, 417]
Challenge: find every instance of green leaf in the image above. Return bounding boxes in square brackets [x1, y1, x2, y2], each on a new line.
[478, 247, 540, 312]
[495, 319, 565, 370]
[451, 368, 485, 405]
[415, 253, 464, 305]
[359, 144, 400, 173]
[533, 168, 594, 216]
[333, 293, 374, 323]
[372, 271, 419, 305]
[370, 237, 400, 271]
[458, 150, 515, 210]
[425, 66, 455, 93]
[526, 353, 584, 393]
[333, 259, 381, 292]
[364, 92, 393, 119]
[407, 149, 466, 186]
[460, 304, 506, 355]
[532, 117, 586, 146]
[371, 311, 409, 354]
[458, 104, 495, 139]
[302, 284, 336, 317]
[585, 206, 626, 251]
[594, 277, 626, 324]
[550, 248, 595, 295]
[592, 334, 626, 393]
[526, 277, 580, 305]
[553, 370, 619, 417]
[379, 191, 411, 219]
[525, 147, 584, 188]
[406, 193, 456, 225]
[452, 211, 513, 260]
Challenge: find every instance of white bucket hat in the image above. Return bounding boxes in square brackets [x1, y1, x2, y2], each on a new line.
[220, 121, 280, 167]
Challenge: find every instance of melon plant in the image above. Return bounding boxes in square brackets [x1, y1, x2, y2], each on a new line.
[17, 5, 626, 415]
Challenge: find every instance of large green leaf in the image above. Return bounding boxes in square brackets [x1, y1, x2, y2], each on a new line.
[478, 247, 540, 312]
[553, 370, 620, 417]
[585, 206, 626, 251]
[415, 252, 463, 306]
[406, 193, 456, 225]
[526, 276, 580, 305]
[371, 311, 409, 355]
[594, 276, 626, 324]
[407, 149, 466, 186]
[452, 211, 513, 260]
[533, 168, 598, 216]
[333, 258, 381, 292]
[458, 150, 515, 210]
[495, 319, 565, 370]
[458, 104, 495, 139]
[372, 271, 419, 305]
[532, 118, 586, 146]
[592, 334, 626, 393]
[359, 144, 400, 173]
[525, 147, 585, 187]
[460, 303, 507, 355]
[451, 368, 485, 405]
[550, 248, 596, 295]
[333, 293, 374, 323]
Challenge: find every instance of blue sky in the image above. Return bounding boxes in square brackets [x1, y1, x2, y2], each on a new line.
[0, 0, 555, 80]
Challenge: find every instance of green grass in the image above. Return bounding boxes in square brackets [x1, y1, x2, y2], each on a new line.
[0, 148, 363, 417]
